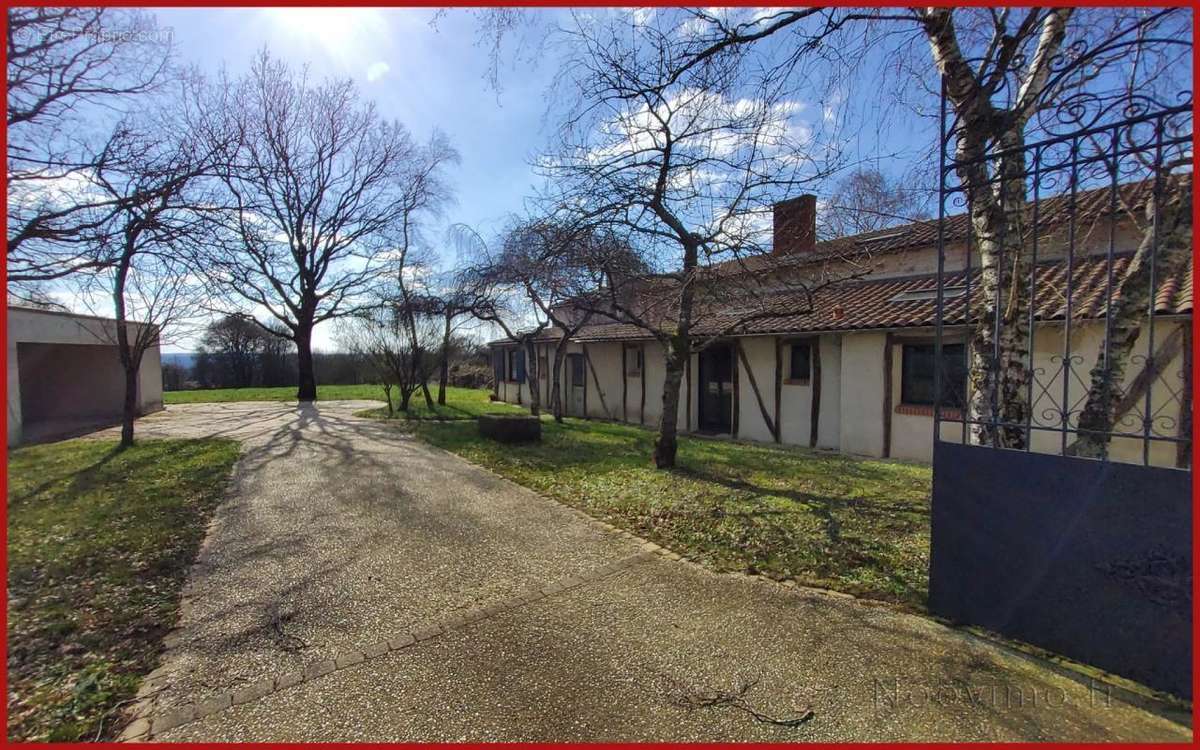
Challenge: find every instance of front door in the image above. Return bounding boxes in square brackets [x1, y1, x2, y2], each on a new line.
[566, 353, 586, 417]
[698, 344, 733, 433]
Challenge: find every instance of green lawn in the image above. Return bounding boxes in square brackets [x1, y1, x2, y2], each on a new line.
[163, 385, 521, 423]
[409, 417, 932, 608]
[357, 387, 527, 420]
[6, 438, 240, 742]
[164, 383, 386, 404]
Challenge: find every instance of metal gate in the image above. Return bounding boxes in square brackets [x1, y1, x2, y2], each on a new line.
[927, 49, 1193, 697]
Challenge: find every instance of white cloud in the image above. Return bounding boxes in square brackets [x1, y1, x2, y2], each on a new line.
[366, 61, 390, 82]
[628, 8, 655, 27]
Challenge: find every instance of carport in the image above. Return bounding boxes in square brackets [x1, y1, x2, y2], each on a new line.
[6, 307, 163, 445]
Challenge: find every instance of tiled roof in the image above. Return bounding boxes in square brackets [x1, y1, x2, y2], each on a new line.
[487, 323, 654, 346]
[489, 253, 1191, 345]
[693, 253, 1192, 337]
[489, 180, 1190, 347]
[708, 180, 1160, 278]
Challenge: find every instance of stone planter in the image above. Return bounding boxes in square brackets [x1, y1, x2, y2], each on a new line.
[478, 414, 541, 443]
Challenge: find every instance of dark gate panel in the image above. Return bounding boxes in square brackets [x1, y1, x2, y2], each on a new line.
[929, 441, 1191, 697]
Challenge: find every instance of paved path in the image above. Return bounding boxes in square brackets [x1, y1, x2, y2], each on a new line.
[106, 402, 1189, 742]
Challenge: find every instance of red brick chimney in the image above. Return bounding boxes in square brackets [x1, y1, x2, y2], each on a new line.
[772, 194, 817, 256]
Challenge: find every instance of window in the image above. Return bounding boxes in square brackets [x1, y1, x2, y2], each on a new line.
[888, 286, 966, 303]
[901, 342, 966, 409]
[787, 341, 811, 383]
[507, 349, 526, 382]
[625, 345, 643, 377]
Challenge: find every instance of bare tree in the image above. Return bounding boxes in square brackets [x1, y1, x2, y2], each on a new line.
[453, 224, 550, 417]
[818, 167, 930, 240]
[7, 7, 174, 287]
[1073, 174, 1193, 458]
[203, 51, 457, 402]
[417, 273, 479, 407]
[200, 314, 272, 388]
[601, 8, 1191, 454]
[69, 114, 216, 446]
[485, 218, 646, 422]
[535, 10, 866, 467]
[385, 159, 457, 410]
[337, 298, 439, 415]
[911, 7, 1192, 449]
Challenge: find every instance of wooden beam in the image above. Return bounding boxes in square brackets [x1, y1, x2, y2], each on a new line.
[773, 337, 782, 443]
[621, 345, 628, 422]
[582, 343, 608, 419]
[731, 343, 740, 437]
[685, 351, 692, 432]
[639, 344, 647, 425]
[736, 341, 775, 439]
[882, 333, 894, 458]
[581, 353, 588, 418]
[810, 337, 822, 449]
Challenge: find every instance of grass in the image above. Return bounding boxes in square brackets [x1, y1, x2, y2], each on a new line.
[357, 387, 527, 420]
[407, 417, 932, 608]
[162, 384, 523, 422]
[6, 438, 240, 742]
[164, 383, 386, 404]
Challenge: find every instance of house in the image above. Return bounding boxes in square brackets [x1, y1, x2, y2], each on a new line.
[6, 306, 164, 445]
[489, 185, 1192, 468]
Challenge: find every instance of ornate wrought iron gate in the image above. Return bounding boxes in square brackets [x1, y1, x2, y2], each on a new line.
[928, 67, 1193, 697]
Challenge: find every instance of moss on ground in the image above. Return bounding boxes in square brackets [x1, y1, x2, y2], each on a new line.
[407, 416, 932, 608]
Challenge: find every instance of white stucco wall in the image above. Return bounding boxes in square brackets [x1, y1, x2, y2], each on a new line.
[584, 341, 623, 420]
[734, 337, 777, 443]
[838, 332, 888, 457]
[816, 335, 842, 449]
[490, 312, 1188, 470]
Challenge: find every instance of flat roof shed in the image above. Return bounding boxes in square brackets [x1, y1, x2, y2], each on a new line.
[6, 306, 163, 446]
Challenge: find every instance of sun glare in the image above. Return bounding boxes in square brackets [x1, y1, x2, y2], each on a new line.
[262, 7, 379, 53]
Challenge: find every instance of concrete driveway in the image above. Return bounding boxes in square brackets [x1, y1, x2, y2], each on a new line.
[106, 401, 1189, 742]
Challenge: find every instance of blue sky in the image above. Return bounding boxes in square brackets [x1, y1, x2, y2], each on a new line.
[157, 7, 558, 242]
[145, 7, 938, 351]
[152, 7, 569, 350]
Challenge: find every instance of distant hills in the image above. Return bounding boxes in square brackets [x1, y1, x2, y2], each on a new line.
[161, 352, 198, 369]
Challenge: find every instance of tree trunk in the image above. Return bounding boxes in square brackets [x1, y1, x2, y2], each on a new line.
[1075, 177, 1192, 458]
[653, 235, 697, 468]
[550, 338, 569, 423]
[437, 314, 451, 406]
[112, 239, 139, 448]
[922, 9, 1070, 451]
[963, 145, 1032, 449]
[120, 362, 139, 447]
[295, 324, 317, 401]
[419, 377, 435, 409]
[524, 338, 541, 416]
[654, 334, 687, 468]
[296, 328, 316, 398]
